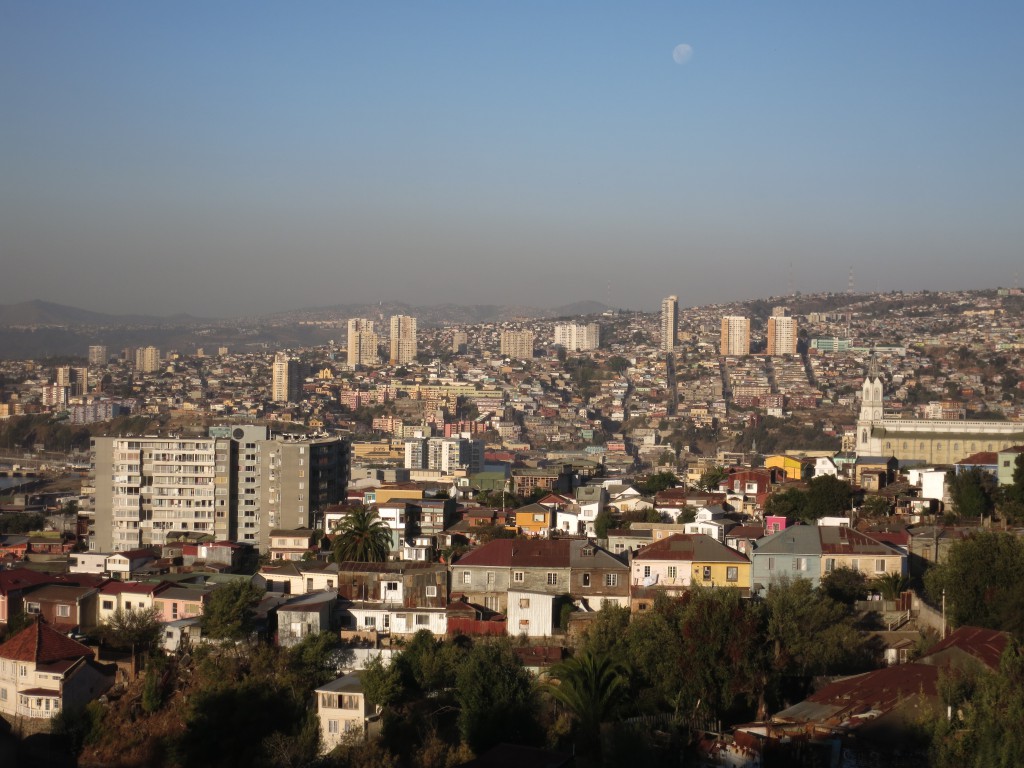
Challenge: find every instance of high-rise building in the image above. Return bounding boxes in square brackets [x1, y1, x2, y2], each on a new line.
[91, 429, 349, 552]
[767, 316, 798, 356]
[404, 434, 483, 475]
[56, 366, 89, 396]
[257, 434, 350, 551]
[272, 352, 301, 403]
[389, 315, 417, 365]
[452, 330, 468, 354]
[135, 346, 161, 373]
[500, 330, 534, 360]
[347, 319, 380, 368]
[661, 296, 678, 353]
[553, 323, 600, 351]
[88, 345, 108, 366]
[90, 435, 236, 552]
[720, 316, 751, 356]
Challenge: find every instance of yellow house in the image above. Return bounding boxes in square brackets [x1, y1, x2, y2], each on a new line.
[631, 534, 752, 595]
[764, 454, 804, 481]
[371, 486, 425, 505]
[819, 527, 906, 579]
[514, 503, 554, 537]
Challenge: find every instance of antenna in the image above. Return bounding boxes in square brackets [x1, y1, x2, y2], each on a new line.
[847, 266, 855, 295]
[789, 262, 794, 297]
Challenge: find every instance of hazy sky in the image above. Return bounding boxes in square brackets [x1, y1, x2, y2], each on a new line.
[2, 2, 1022, 317]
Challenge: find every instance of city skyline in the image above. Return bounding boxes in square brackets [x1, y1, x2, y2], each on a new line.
[2, 2, 1022, 317]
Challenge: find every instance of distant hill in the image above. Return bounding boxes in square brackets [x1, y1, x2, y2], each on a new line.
[0, 300, 202, 327]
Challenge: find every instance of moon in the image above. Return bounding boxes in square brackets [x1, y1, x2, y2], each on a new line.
[672, 44, 693, 64]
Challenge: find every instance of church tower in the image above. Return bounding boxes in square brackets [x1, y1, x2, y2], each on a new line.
[857, 355, 884, 453]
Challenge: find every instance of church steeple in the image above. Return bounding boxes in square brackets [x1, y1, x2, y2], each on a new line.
[859, 355, 884, 423]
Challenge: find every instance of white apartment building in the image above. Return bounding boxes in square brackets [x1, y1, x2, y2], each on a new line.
[272, 352, 300, 403]
[554, 322, 600, 351]
[720, 316, 751, 356]
[661, 296, 678, 353]
[500, 330, 534, 360]
[767, 316, 798, 356]
[347, 318, 379, 368]
[389, 315, 417, 365]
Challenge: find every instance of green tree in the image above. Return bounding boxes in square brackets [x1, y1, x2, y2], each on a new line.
[97, 606, 163, 661]
[860, 494, 894, 518]
[946, 467, 998, 520]
[331, 506, 393, 563]
[931, 643, 1024, 768]
[820, 568, 868, 604]
[456, 639, 540, 752]
[593, 507, 615, 539]
[763, 487, 808, 520]
[804, 475, 853, 519]
[923, 531, 1024, 632]
[998, 453, 1024, 524]
[697, 466, 728, 492]
[362, 653, 404, 709]
[548, 651, 629, 752]
[201, 579, 265, 640]
[638, 471, 679, 495]
[580, 602, 631, 662]
[874, 571, 909, 601]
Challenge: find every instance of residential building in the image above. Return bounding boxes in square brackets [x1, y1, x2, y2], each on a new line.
[452, 538, 629, 614]
[257, 435, 350, 552]
[90, 436, 235, 552]
[336, 561, 448, 636]
[272, 352, 300, 403]
[135, 346, 161, 373]
[720, 316, 751, 356]
[766, 315, 798, 356]
[661, 296, 678, 353]
[347, 319, 379, 368]
[0, 620, 115, 727]
[88, 345, 108, 366]
[500, 330, 534, 360]
[554, 323, 600, 352]
[404, 435, 483, 475]
[452, 330, 468, 354]
[316, 672, 375, 752]
[389, 315, 417, 365]
[630, 534, 751, 599]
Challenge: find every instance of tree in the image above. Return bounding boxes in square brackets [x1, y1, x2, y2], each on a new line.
[331, 506, 393, 563]
[923, 531, 1024, 632]
[874, 572, 909, 601]
[860, 494, 894, 518]
[998, 453, 1024, 524]
[763, 488, 808, 521]
[804, 475, 853, 520]
[638, 471, 678, 495]
[97, 606, 162, 660]
[593, 508, 614, 539]
[580, 602, 631, 662]
[946, 468, 998, 520]
[548, 651, 629, 752]
[931, 643, 1024, 768]
[697, 466, 728, 492]
[456, 639, 540, 752]
[201, 579, 265, 640]
[820, 568, 868, 605]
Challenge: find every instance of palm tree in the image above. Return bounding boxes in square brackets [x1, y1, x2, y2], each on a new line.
[547, 651, 629, 750]
[331, 506, 393, 563]
[874, 571, 909, 601]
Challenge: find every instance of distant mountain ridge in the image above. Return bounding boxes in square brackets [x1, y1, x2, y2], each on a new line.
[0, 299, 614, 328]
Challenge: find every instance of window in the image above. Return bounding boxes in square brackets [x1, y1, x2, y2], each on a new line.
[825, 558, 836, 572]
[792, 558, 807, 572]
[581, 573, 591, 587]
[102, 600, 114, 611]
[519, 598, 531, 609]
[519, 619, 530, 630]
[513, 571, 524, 583]
[546, 572, 557, 585]
[605, 573, 618, 587]
[462, 571, 471, 585]
[425, 585, 437, 597]
[851, 558, 860, 571]
[643, 566, 651, 578]
[57, 603, 72, 618]
[767, 557, 775, 571]
[26, 602, 40, 614]
[533, 513, 545, 522]
[726, 566, 738, 582]
[702, 566, 712, 581]
[415, 614, 429, 626]
[667, 566, 677, 580]
[0, 688, 6, 702]
[875, 559, 886, 573]
[328, 720, 339, 734]
[363, 616, 376, 627]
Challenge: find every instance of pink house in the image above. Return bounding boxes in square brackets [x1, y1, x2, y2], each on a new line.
[764, 515, 792, 535]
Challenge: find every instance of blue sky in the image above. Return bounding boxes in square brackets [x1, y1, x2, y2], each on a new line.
[2, 2, 1022, 316]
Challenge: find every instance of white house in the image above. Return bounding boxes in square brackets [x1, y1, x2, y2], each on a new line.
[506, 590, 557, 638]
[316, 672, 376, 752]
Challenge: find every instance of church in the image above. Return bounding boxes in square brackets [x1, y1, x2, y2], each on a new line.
[856, 358, 1024, 464]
